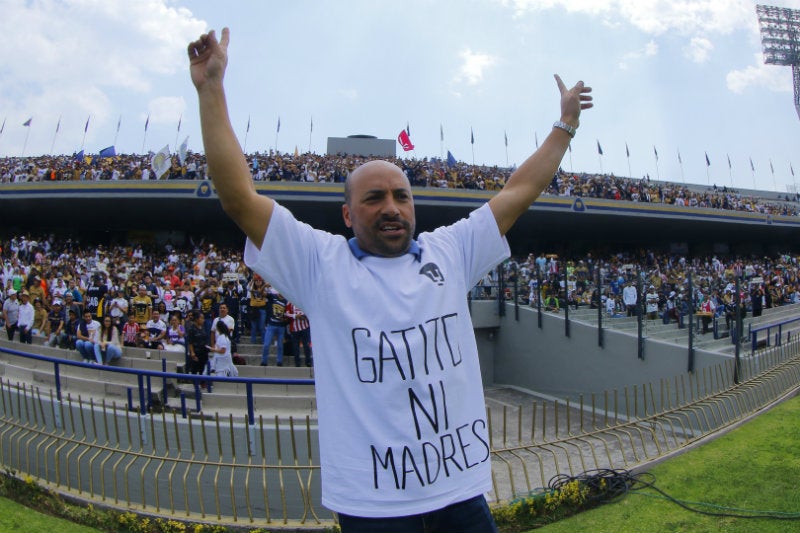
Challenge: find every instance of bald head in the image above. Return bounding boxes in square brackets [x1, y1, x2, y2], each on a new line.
[345, 160, 409, 205]
[342, 160, 416, 257]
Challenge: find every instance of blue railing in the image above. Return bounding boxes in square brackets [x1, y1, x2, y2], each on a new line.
[749, 316, 800, 355]
[0, 345, 314, 428]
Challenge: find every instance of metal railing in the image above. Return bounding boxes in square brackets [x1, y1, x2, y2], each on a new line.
[2, 337, 800, 528]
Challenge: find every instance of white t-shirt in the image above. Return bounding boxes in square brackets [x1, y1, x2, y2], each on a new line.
[245, 202, 509, 517]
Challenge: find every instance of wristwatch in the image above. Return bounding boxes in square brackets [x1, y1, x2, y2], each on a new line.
[553, 120, 577, 138]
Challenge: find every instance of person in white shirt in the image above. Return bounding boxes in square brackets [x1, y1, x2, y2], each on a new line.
[622, 280, 639, 317]
[16, 291, 35, 344]
[189, 26, 591, 532]
[207, 320, 238, 377]
[75, 310, 101, 363]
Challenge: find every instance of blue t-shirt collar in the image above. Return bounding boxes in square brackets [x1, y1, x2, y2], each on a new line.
[348, 238, 422, 262]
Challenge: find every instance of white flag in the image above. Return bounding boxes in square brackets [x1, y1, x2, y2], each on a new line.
[151, 144, 171, 179]
[178, 136, 189, 166]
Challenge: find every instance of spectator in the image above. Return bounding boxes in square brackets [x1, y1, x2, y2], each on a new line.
[2, 288, 19, 340]
[75, 310, 101, 363]
[94, 316, 122, 364]
[17, 291, 35, 344]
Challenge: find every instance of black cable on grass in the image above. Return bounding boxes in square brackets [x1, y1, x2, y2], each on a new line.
[544, 468, 800, 520]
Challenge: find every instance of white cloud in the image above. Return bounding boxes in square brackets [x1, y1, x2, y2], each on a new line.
[618, 39, 658, 70]
[499, 0, 758, 35]
[147, 97, 186, 125]
[0, 0, 205, 147]
[454, 49, 497, 86]
[497, 0, 760, 63]
[684, 37, 714, 63]
[727, 54, 794, 93]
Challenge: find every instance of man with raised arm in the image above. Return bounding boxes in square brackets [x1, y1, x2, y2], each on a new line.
[189, 27, 592, 533]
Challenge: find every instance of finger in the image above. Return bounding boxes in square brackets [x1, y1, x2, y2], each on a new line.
[554, 74, 567, 94]
[220, 27, 230, 50]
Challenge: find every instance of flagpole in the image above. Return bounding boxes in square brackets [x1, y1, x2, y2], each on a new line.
[113, 115, 121, 148]
[81, 115, 90, 151]
[275, 117, 280, 154]
[308, 117, 313, 154]
[142, 114, 150, 154]
[22, 126, 31, 157]
[50, 115, 61, 155]
[174, 114, 182, 153]
[626, 153, 632, 179]
[568, 144, 573, 173]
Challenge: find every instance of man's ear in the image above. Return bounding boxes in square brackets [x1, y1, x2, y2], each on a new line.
[342, 203, 352, 228]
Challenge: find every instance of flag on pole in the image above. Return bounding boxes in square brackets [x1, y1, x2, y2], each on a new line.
[246, 116, 250, 133]
[727, 154, 731, 169]
[276, 117, 281, 133]
[504, 131, 508, 147]
[705, 152, 711, 166]
[397, 129, 414, 151]
[625, 143, 630, 158]
[770, 159, 774, 174]
[84, 116, 90, 133]
[151, 144, 171, 179]
[447, 150, 457, 167]
[653, 145, 658, 161]
[406, 122, 410, 137]
[99, 146, 116, 158]
[144, 114, 150, 131]
[596, 140, 603, 155]
[310, 116, 313, 133]
[73, 150, 84, 162]
[55, 116, 61, 134]
[23, 118, 32, 127]
[0, 117, 5, 134]
[677, 150, 682, 164]
[116, 116, 121, 133]
[791, 163, 795, 177]
[440, 124, 444, 142]
[750, 157, 755, 171]
[177, 114, 182, 132]
[470, 127, 474, 145]
[178, 136, 189, 166]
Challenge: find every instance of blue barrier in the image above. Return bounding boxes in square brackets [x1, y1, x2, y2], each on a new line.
[749, 315, 800, 355]
[0, 345, 315, 426]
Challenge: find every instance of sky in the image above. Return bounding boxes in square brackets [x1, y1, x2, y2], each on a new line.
[1, 0, 799, 192]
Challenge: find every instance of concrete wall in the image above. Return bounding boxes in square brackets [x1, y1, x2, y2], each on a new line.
[471, 301, 731, 399]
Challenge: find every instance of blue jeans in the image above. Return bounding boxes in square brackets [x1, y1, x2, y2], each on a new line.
[94, 343, 122, 364]
[261, 324, 285, 365]
[250, 308, 266, 343]
[337, 495, 498, 533]
[76, 340, 99, 362]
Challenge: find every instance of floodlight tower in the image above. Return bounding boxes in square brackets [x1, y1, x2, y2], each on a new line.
[757, 4, 800, 120]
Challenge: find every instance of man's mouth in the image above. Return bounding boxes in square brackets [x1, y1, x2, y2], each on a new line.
[378, 221, 408, 235]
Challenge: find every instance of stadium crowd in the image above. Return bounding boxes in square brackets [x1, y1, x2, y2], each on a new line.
[2, 234, 799, 363]
[2, 151, 798, 217]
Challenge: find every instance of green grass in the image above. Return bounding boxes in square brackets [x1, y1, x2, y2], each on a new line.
[0, 494, 103, 533]
[534, 394, 800, 533]
[2, 395, 799, 532]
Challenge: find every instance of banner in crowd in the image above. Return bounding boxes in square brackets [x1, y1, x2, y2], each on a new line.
[151, 145, 171, 179]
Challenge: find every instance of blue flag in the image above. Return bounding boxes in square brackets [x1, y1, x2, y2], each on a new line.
[596, 140, 603, 155]
[99, 146, 116, 158]
[447, 150, 457, 168]
[73, 150, 84, 162]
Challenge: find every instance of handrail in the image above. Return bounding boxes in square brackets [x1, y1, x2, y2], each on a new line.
[0, 345, 314, 426]
[749, 315, 800, 354]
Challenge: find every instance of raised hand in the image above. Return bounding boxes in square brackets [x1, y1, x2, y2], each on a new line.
[554, 74, 593, 129]
[188, 28, 230, 92]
